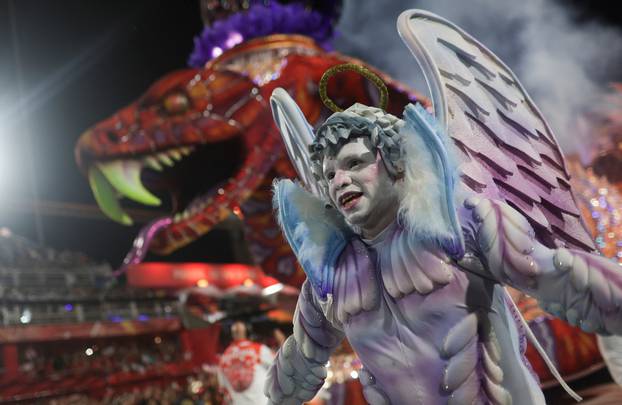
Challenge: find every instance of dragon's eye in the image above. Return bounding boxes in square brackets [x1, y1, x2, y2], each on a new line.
[163, 92, 190, 114]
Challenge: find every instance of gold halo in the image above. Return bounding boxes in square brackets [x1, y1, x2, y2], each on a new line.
[319, 63, 388, 113]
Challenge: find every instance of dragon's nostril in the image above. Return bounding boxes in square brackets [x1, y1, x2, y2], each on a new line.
[106, 131, 120, 143]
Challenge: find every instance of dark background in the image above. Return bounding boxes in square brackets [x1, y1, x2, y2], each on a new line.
[0, 0, 619, 267]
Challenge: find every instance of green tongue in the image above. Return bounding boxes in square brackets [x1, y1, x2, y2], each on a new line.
[88, 166, 133, 225]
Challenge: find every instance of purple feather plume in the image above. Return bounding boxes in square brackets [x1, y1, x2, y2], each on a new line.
[189, 2, 337, 67]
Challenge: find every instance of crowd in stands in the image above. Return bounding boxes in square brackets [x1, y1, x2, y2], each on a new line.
[47, 370, 224, 405]
[1, 230, 179, 326]
[18, 335, 183, 381]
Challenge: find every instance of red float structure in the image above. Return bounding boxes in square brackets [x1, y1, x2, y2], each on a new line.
[125, 262, 298, 297]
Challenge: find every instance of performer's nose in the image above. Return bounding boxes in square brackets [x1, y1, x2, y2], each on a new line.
[334, 169, 351, 189]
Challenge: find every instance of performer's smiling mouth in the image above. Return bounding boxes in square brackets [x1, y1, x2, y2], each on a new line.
[339, 191, 363, 209]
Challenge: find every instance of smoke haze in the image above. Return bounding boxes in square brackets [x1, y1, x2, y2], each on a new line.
[334, 0, 622, 153]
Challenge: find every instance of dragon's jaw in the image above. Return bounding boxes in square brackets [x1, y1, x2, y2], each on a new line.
[84, 137, 247, 238]
[86, 145, 233, 262]
[83, 122, 279, 258]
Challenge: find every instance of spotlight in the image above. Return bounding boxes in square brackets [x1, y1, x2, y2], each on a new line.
[19, 309, 32, 324]
[261, 283, 284, 296]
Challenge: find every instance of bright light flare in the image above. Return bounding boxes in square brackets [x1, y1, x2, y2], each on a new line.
[19, 308, 31, 324]
[196, 279, 209, 288]
[225, 32, 243, 49]
[211, 47, 223, 58]
[262, 283, 284, 296]
[0, 119, 15, 192]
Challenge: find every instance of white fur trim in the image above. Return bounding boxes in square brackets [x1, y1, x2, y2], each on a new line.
[274, 179, 348, 271]
[397, 126, 456, 244]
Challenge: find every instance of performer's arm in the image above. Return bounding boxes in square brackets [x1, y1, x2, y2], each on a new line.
[467, 197, 622, 335]
[264, 280, 345, 404]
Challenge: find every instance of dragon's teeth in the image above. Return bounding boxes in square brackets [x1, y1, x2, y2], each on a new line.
[158, 153, 175, 167]
[144, 156, 163, 171]
[173, 209, 193, 223]
[88, 166, 133, 225]
[96, 159, 161, 206]
[191, 200, 205, 214]
[169, 149, 182, 161]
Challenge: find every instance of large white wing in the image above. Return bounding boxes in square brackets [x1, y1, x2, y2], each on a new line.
[397, 10, 595, 252]
[270, 88, 327, 201]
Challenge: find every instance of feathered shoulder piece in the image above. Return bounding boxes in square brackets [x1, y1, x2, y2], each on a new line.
[272, 179, 350, 299]
[398, 103, 465, 258]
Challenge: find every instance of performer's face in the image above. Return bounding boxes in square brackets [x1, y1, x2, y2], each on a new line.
[231, 321, 247, 340]
[323, 137, 399, 238]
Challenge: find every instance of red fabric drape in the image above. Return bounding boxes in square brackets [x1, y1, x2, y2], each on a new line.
[1, 344, 18, 379]
[180, 325, 222, 365]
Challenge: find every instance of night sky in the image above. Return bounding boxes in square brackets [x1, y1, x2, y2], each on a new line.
[0, 0, 620, 268]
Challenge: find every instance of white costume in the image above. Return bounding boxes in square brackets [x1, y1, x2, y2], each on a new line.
[218, 339, 274, 405]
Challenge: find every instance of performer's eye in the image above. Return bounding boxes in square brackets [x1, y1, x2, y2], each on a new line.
[348, 160, 361, 169]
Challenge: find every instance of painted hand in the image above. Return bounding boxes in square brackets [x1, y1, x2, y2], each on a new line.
[265, 336, 326, 405]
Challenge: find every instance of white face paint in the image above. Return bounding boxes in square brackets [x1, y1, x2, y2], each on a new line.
[322, 137, 400, 238]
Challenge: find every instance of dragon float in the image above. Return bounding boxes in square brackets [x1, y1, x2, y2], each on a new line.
[75, 0, 613, 391]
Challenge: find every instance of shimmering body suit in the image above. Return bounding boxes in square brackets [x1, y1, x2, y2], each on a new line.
[273, 223, 541, 404]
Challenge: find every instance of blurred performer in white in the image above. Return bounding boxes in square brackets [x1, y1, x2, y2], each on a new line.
[218, 321, 274, 405]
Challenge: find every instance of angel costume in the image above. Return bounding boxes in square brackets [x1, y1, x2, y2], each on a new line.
[265, 10, 622, 405]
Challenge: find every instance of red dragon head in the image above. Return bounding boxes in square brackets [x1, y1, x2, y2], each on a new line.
[75, 35, 420, 277]
[75, 38, 285, 268]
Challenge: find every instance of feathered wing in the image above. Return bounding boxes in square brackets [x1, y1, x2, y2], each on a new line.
[397, 9, 595, 252]
[270, 88, 327, 201]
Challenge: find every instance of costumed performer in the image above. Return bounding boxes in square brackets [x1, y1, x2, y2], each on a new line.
[264, 9, 622, 405]
[218, 321, 274, 405]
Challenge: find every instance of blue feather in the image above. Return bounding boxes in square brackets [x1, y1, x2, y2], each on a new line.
[273, 180, 347, 299]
